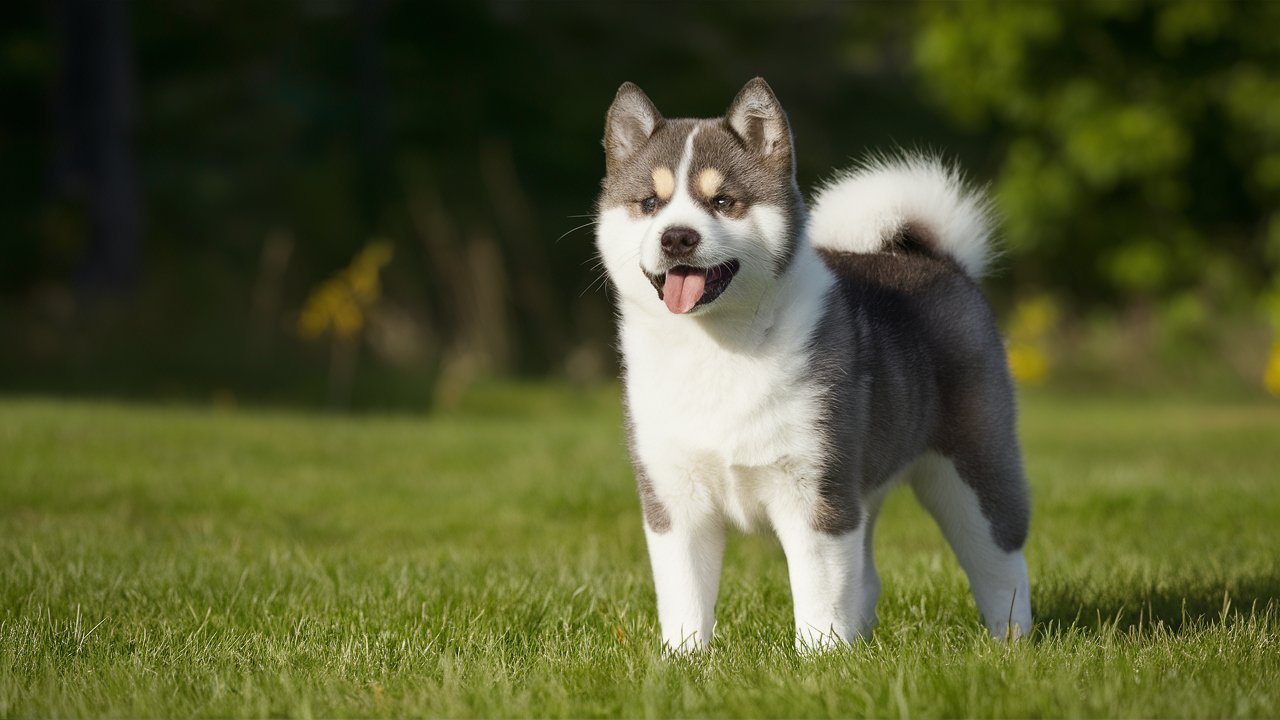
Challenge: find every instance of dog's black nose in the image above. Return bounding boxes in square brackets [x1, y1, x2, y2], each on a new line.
[660, 226, 700, 257]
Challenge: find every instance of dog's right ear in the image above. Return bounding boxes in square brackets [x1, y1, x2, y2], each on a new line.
[604, 82, 662, 170]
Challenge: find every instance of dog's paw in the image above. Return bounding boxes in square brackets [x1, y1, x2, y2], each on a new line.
[660, 627, 712, 655]
[988, 617, 1033, 641]
[794, 625, 854, 654]
[793, 616, 875, 653]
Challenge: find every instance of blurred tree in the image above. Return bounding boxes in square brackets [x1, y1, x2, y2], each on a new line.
[914, 0, 1280, 307]
[52, 0, 140, 293]
[3, 0, 1275, 404]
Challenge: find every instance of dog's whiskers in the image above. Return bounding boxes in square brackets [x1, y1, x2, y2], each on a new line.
[557, 219, 599, 244]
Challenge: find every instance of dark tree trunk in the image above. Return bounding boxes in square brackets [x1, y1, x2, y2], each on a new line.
[52, 0, 140, 294]
[355, 0, 389, 229]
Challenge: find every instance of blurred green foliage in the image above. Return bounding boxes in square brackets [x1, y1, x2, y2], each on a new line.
[916, 0, 1280, 307]
[1, 1, 1277, 407]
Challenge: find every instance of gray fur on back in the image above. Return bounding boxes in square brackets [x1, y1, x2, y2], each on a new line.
[806, 229, 1030, 552]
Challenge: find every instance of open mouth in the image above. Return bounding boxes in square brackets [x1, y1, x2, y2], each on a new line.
[647, 260, 741, 314]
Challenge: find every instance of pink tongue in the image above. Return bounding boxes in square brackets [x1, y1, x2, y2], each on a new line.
[663, 269, 707, 314]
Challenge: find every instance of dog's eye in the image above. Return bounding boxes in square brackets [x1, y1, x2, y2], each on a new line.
[711, 195, 735, 210]
[639, 196, 658, 214]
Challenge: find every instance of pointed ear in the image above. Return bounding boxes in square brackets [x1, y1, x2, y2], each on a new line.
[604, 82, 662, 169]
[725, 77, 791, 159]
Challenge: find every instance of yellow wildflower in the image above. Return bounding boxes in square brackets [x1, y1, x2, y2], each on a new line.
[1005, 295, 1057, 387]
[1008, 343, 1049, 386]
[331, 300, 363, 339]
[1008, 295, 1058, 342]
[346, 265, 381, 304]
[297, 306, 328, 339]
[1265, 339, 1280, 397]
[354, 240, 393, 270]
[295, 240, 395, 341]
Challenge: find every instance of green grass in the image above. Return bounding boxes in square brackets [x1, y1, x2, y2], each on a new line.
[2, 386, 1279, 718]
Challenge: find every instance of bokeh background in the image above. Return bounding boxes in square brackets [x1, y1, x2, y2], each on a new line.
[4, 0, 1280, 410]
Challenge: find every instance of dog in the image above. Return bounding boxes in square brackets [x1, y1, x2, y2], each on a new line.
[594, 77, 1032, 652]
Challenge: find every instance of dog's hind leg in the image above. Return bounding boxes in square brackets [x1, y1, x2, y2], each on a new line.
[910, 452, 1032, 638]
[855, 487, 888, 632]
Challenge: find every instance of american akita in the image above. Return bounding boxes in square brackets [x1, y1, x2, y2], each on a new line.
[594, 77, 1031, 652]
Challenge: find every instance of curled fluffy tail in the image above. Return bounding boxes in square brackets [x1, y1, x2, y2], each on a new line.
[808, 154, 996, 278]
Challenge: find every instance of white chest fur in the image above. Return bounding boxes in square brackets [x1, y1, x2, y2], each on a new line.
[620, 250, 835, 531]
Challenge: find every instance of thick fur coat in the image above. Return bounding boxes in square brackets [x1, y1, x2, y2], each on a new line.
[594, 78, 1032, 651]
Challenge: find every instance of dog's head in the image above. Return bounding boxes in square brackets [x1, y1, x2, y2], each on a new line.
[595, 78, 804, 317]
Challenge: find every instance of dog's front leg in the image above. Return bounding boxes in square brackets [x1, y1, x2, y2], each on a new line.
[643, 514, 725, 653]
[773, 513, 874, 651]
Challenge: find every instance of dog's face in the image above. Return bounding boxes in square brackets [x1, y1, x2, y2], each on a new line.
[595, 78, 804, 318]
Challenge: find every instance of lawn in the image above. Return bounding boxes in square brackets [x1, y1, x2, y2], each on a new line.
[1, 386, 1278, 718]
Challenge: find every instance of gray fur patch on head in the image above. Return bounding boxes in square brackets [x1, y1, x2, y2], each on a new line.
[689, 121, 805, 272]
[597, 117, 699, 215]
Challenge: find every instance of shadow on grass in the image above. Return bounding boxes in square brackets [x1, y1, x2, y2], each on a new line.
[1033, 570, 1280, 636]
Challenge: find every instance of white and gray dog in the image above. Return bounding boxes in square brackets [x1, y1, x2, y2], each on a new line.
[594, 78, 1031, 651]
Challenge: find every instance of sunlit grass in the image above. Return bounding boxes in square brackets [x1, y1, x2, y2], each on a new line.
[1, 389, 1278, 718]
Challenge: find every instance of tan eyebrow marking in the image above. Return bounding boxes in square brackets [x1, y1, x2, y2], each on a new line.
[652, 167, 675, 201]
[697, 168, 723, 199]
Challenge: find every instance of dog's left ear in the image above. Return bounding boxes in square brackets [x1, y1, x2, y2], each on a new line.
[725, 77, 791, 161]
